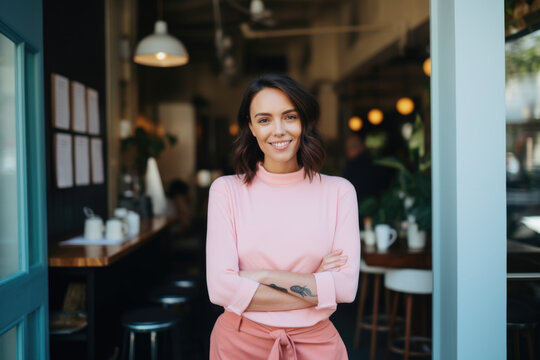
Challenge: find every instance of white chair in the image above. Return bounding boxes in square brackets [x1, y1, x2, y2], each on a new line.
[385, 269, 432, 360]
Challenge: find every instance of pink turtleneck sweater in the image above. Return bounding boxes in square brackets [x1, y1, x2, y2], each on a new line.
[206, 163, 360, 327]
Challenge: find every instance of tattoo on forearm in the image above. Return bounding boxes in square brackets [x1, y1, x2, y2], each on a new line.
[269, 283, 288, 293]
[290, 285, 317, 298]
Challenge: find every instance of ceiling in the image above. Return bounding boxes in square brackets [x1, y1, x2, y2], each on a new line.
[138, 0, 349, 63]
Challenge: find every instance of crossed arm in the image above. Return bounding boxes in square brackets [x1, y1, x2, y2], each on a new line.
[240, 249, 348, 311]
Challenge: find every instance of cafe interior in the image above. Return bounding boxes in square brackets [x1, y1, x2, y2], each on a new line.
[1, 0, 540, 359]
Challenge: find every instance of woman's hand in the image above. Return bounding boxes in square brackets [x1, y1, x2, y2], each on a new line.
[316, 249, 348, 273]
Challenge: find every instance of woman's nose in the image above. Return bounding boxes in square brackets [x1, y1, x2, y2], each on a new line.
[273, 118, 285, 135]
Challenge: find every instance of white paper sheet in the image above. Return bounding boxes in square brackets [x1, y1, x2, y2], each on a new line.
[90, 138, 104, 184]
[87, 88, 100, 135]
[60, 236, 128, 246]
[71, 81, 87, 133]
[74, 136, 90, 186]
[55, 133, 73, 188]
[52, 73, 70, 130]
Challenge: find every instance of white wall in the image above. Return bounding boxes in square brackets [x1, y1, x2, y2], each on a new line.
[157, 102, 196, 187]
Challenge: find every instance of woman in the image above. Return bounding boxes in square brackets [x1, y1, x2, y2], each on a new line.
[206, 73, 360, 359]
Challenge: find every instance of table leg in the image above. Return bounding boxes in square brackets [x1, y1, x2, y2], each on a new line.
[86, 270, 96, 360]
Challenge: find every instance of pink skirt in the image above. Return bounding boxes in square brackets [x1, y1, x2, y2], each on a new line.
[209, 311, 348, 360]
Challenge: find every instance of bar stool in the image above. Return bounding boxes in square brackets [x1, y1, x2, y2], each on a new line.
[121, 307, 181, 360]
[354, 260, 393, 360]
[150, 281, 200, 357]
[150, 285, 191, 310]
[507, 297, 538, 360]
[385, 269, 432, 360]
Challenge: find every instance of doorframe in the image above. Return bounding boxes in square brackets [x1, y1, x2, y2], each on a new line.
[0, 1, 49, 358]
[431, 0, 507, 358]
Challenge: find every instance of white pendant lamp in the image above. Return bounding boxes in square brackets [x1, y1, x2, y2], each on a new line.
[134, 2, 189, 68]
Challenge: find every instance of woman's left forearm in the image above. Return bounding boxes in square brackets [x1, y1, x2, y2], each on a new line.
[241, 270, 319, 305]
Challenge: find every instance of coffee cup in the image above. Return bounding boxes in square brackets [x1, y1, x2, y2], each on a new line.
[126, 211, 140, 237]
[84, 216, 104, 240]
[105, 218, 126, 241]
[375, 224, 397, 251]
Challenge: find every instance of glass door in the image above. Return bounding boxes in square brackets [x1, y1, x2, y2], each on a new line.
[0, 2, 48, 359]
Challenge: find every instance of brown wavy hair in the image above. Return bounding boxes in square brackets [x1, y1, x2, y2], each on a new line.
[233, 73, 326, 185]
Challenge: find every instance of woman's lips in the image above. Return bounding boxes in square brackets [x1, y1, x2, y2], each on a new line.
[270, 140, 292, 150]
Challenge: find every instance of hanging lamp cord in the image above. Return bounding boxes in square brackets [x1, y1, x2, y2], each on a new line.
[157, 0, 163, 20]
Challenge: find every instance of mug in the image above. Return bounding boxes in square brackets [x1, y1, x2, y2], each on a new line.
[105, 218, 126, 241]
[126, 211, 140, 237]
[375, 224, 397, 251]
[84, 217, 104, 241]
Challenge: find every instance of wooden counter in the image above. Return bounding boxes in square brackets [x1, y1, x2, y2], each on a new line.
[48, 217, 174, 267]
[48, 216, 177, 360]
[362, 239, 432, 269]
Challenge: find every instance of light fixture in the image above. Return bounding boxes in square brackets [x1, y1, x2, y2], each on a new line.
[396, 97, 415, 115]
[348, 116, 363, 131]
[367, 109, 384, 125]
[134, 0, 189, 67]
[250, 0, 265, 18]
[423, 57, 431, 77]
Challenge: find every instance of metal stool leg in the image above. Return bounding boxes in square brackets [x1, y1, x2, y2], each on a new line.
[526, 328, 535, 360]
[354, 273, 369, 347]
[129, 331, 135, 360]
[172, 322, 182, 360]
[386, 291, 399, 360]
[513, 328, 520, 360]
[404, 294, 413, 360]
[151, 331, 158, 360]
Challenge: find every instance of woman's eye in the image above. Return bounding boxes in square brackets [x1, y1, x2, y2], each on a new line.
[285, 114, 298, 120]
[258, 118, 269, 124]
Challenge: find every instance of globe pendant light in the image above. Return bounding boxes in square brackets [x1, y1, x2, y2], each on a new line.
[348, 116, 363, 131]
[134, 0, 189, 67]
[367, 108, 384, 125]
[396, 97, 415, 115]
[423, 57, 431, 77]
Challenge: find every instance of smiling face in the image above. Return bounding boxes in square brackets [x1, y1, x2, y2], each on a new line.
[248, 87, 303, 173]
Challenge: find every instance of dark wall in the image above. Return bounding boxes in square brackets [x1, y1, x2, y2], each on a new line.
[43, 0, 108, 241]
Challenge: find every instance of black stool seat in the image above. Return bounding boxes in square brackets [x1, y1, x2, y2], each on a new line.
[120, 307, 181, 360]
[168, 273, 202, 292]
[122, 308, 180, 332]
[172, 278, 197, 289]
[150, 284, 193, 308]
[508, 298, 540, 326]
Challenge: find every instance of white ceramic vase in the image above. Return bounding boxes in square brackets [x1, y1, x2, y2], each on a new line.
[407, 222, 426, 249]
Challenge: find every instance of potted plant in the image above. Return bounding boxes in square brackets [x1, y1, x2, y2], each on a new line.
[358, 114, 431, 248]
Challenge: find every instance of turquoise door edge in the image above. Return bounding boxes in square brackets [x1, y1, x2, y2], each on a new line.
[0, 0, 49, 359]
